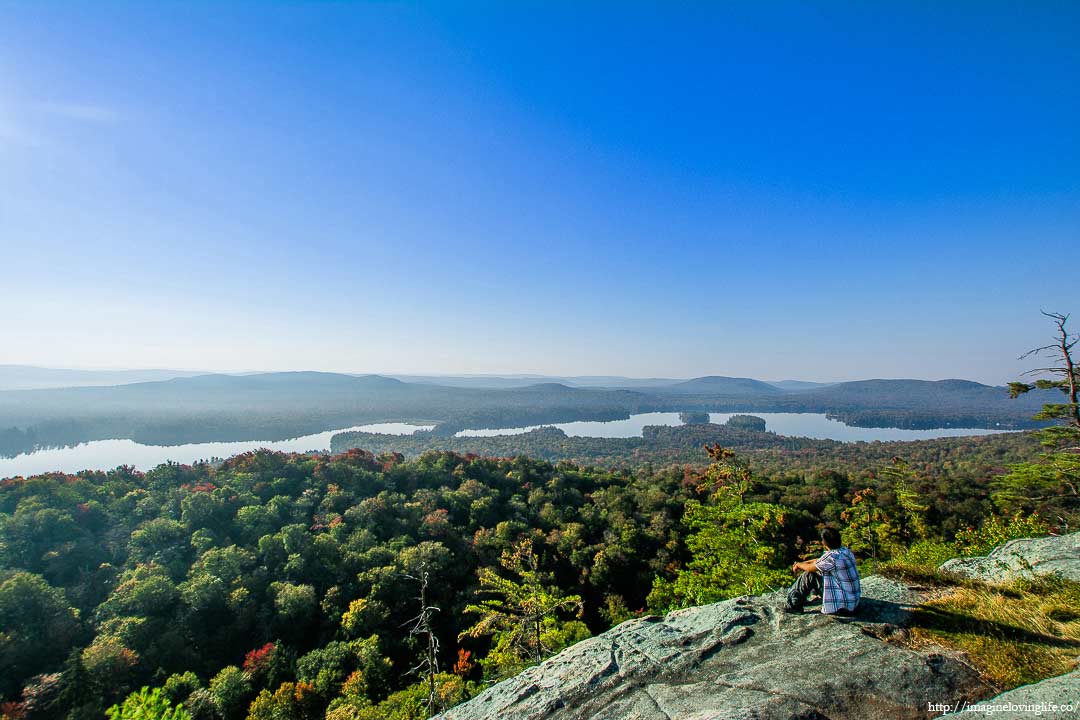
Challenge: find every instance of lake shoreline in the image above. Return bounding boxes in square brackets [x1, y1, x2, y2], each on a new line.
[1, 411, 1016, 479]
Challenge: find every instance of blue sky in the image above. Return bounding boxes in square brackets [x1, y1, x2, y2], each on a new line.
[1, 2, 1077, 383]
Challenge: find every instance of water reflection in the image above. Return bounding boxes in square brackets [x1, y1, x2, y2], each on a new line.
[456, 412, 1011, 443]
[0, 423, 435, 477]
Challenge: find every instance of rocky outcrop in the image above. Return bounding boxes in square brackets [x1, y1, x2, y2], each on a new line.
[437, 577, 992, 720]
[438, 534, 1080, 720]
[940, 532, 1080, 583]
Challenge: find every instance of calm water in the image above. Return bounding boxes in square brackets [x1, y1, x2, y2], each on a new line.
[707, 413, 1011, 442]
[3, 413, 1015, 479]
[0, 422, 435, 478]
[456, 412, 1013, 442]
[457, 412, 685, 438]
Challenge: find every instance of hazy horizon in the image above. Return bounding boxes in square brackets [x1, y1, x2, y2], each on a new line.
[0, 362, 1024, 387]
[3, 3, 1077, 385]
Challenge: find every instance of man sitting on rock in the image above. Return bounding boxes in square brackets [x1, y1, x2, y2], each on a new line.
[784, 526, 860, 615]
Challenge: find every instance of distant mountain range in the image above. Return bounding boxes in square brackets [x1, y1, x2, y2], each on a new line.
[0, 365, 838, 393]
[0, 368, 1053, 458]
[390, 375, 835, 392]
[390, 374, 687, 390]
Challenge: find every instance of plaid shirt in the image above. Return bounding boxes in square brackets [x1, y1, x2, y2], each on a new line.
[816, 546, 860, 614]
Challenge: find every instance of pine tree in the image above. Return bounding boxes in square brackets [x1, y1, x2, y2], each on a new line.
[995, 311, 1079, 528]
[883, 458, 930, 541]
[648, 445, 790, 609]
[106, 687, 191, 720]
[840, 487, 901, 560]
[460, 539, 584, 676]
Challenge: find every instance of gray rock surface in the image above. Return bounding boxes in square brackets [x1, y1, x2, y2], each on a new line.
[942, 668, 1079, 718]
[437, 576, 992, 720]
[940, 532, 1080, 583]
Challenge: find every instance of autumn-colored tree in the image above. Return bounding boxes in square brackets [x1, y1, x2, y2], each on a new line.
[246, 682, 320, 720]
[451, 649, 474, 677]
[242, 644, 276, 679]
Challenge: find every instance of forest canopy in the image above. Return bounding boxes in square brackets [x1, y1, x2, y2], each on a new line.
[0, 429, 1057, 720]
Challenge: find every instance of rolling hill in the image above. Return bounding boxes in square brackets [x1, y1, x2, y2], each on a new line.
[0, 371, 1053, 457]
[664, 376, 785, 395]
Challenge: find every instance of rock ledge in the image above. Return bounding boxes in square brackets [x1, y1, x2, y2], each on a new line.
[438, 533, 1080, 720]
[438, 577, 989, 720]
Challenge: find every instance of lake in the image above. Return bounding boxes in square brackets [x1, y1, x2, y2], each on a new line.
[456, 412, 1014, 442]
[0, 422, 435, 478]
[2, 413, 1015, 479]
[706, 413, 1011, 442]
[456, 412, 686, 438]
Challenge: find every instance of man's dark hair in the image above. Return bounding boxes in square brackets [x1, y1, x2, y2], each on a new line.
[820, 526, 842, 549]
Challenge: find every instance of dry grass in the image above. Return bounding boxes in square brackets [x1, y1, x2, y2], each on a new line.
[906, 574, 1080, 689]
[876, 562, 987, 589]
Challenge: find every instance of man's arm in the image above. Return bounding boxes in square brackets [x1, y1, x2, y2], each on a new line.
[792, 558, 818, 573]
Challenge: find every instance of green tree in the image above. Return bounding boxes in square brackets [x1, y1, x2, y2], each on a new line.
[97, 564, 180, 620]
[162, 671, 201, 705]
[107, 686, 192, 720]
[208, 666, 251, 720]
[648, 446, 790, 609]
[840, 487, 901, 560]
[331, 674, 474, 720]
[129, 519, 191, 579]
[0, 571, 81, 698]
[882, 458, 930, 541]
[270, 581, 318, 636]
[996, 311, 1080, 527]
[461, 539, 584, 676]
[295, 641, 367, 697]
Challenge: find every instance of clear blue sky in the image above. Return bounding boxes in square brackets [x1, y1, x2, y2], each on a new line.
[1, 2, 1077, 383]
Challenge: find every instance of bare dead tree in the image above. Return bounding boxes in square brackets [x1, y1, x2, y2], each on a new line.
[995, 312, 1080, 529]
[1010, 311, 1080, 435]
[402, 565, 441, 713]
